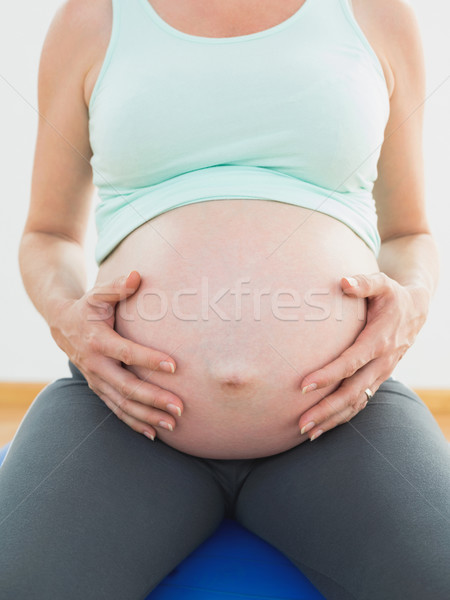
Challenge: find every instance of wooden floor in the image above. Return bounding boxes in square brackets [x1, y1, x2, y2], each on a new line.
[435, 414, 450, 441]
[1, 385, 449, 446]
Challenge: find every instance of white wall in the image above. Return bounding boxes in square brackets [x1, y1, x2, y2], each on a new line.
[0, 1, 449, 386]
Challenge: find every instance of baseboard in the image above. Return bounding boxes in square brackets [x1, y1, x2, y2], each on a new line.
[0, 382, 449, 414]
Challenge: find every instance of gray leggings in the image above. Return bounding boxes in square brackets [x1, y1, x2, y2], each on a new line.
[1, 361, 450, 600]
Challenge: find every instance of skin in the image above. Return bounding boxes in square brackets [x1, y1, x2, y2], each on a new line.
[94, 202, 379, 457]
[19, 0, 439, 456]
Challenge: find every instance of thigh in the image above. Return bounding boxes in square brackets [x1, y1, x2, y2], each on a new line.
[0, 370, 226, 600]
[235, 378, 450, 600]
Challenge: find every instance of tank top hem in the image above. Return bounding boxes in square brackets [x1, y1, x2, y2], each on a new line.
[95, 166, 380, 264]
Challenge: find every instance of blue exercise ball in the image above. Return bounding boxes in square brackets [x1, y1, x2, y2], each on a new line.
[0, 442, 324, 599]
[0, 443, 9, 465]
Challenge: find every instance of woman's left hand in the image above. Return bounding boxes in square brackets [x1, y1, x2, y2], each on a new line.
[298, 272, 430, 441]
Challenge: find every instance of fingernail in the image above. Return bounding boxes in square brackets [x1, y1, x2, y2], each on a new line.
[300, 421, 316, 435]
[310, 430, 324, 442]
[302, 383, 317, 394]
[143, 431, 155, 441]
[344, 277, 358, 287]
[159, 420, 174, 432]
[167, 403, 182, 417]
[159, 361, 175, 373]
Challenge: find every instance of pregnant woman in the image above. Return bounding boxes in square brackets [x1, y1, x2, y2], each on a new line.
[1, 0, 449, 598]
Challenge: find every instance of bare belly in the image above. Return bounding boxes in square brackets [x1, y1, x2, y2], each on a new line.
[96, 199, 379, 458]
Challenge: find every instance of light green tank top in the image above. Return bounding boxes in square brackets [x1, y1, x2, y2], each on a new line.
[88, 0, 390, 264]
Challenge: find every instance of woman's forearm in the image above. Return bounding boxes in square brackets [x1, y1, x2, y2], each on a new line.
[18, 231, 87, 328]
[377, 232, 440, 312]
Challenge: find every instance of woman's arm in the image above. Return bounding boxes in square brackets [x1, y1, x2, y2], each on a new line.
[19, 0, 183, 439]
[298, 0, 439, 440]
[368, 0, 439, 311]
[19, 0, 96, 321]
[377, 232, 439, 316]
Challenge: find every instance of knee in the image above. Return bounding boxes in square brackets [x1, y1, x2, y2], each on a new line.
[360, 522, 450, 599]
[371, 558, 450, 600]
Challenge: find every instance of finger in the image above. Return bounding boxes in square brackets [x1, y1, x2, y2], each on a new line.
[299, 381, 356, 437]
[96, 329, 177, 374]
[101, 394, 158, 440]
[100, 360, 183, 416]
[300, 332, 377, 393]
[96, 378, 178, 433]
[87, 271, 142, 308]
[307, 388, 369, 440]
[91, 382, 158, 440]
[309, 374, 388, 440]
[300, 308, 392, 392]
[299, 363, 388, 440]
[341, 272, 393, 298]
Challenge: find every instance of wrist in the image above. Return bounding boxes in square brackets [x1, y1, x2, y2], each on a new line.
[404, 284, 432, 319]
[45, 295, 77, 335]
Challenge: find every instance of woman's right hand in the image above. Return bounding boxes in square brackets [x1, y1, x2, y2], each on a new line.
[50, 271, 183, 440]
